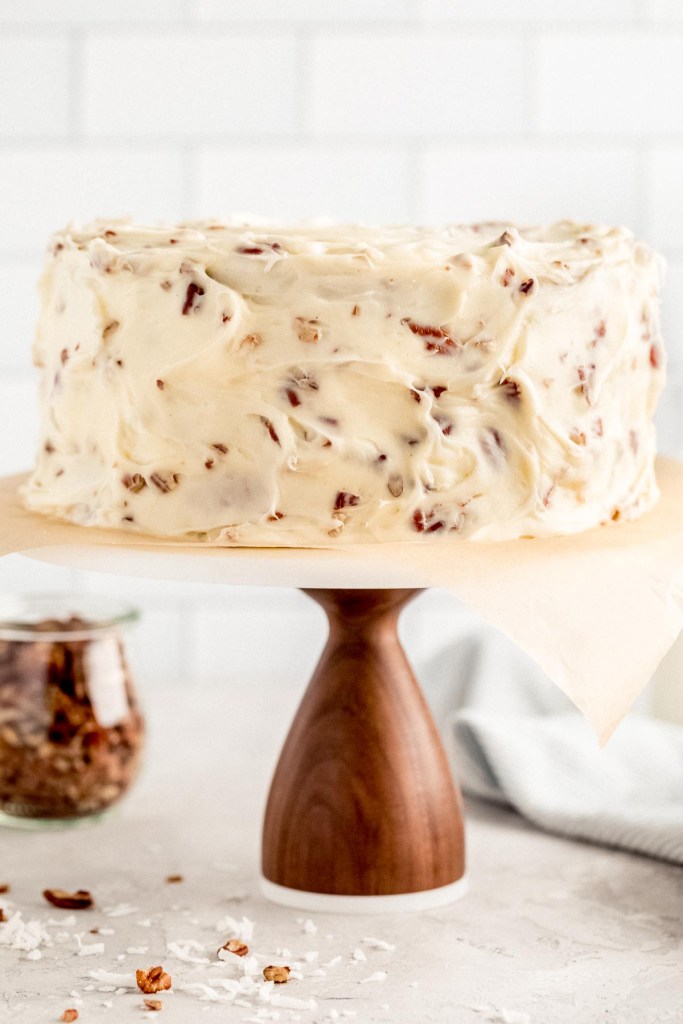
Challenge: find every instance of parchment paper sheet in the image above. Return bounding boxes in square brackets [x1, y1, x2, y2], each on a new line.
[2, 458, 683, 743]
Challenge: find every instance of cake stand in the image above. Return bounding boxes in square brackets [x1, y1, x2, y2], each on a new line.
[6, 457, 683, 911]
[20, 539, 467, 914]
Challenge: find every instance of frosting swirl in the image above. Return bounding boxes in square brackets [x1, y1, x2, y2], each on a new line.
[22, 219, 665, 544]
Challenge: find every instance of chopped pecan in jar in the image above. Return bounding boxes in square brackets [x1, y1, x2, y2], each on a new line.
[0, 616, 143, 822]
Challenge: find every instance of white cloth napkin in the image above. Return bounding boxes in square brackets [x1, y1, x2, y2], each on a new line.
[423, 619, 683, 865]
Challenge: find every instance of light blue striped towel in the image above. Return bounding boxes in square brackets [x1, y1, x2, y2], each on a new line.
[424, 620, 683, 864]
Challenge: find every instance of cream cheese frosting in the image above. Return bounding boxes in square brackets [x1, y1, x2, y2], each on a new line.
[22, 219, 665, 544]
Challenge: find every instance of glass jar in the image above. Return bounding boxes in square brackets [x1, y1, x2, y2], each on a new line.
[0, 594, 144, 827]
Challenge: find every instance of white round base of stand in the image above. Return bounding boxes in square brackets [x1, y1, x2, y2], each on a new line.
[259, 875, 469, 914]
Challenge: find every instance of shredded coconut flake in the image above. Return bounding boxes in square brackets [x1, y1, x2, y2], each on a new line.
[362, 937, 396, 951]
[103, 903, 138, 918]
[242, 955, 260, 977]
[167, 940, 210, 964]
[0, 911, 52, 952]
[479, 1009, 532, 1024]
[178, 982, 225, 1002]
[47, 915, 77, 928]
[87, 969, 137, 989]
[215, 915, 255, 941]
[270, 992, 317, 1011]
[359, 971, 387, 984]
[77, 941, 105, 956]
[209, 979, 241, 995]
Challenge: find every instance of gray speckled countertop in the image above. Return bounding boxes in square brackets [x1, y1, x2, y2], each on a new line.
[1, 680, 681, 1024]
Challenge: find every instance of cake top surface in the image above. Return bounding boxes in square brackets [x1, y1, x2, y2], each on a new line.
[53, 218, 656, 277]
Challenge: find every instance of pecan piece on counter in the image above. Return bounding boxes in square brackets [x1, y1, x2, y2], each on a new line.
[43, 889, 93, 910]
[136, 966, 172, 995]
[218, 938, 250, 959]
[263, 965, 291, 984]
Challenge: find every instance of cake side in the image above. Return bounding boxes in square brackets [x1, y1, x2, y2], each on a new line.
[22, 220, 666, 544]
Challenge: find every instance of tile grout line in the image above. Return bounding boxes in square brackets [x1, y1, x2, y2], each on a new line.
[293, 27, 312, 140]
[408, 144, 424, 222]
[4, 135, 683, 152]
[523, 30, 541, 140]
[181, 144, 196, 219]
[635, 144, 652, 242]
[67, 26, 84, 143]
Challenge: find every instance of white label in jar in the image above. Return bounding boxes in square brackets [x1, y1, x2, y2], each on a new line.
[85, 636, 129, 728]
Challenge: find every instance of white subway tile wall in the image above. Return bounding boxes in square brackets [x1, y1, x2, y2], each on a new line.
[0, 36, 70, 138]
[0, 0, 681, 691]
[194, 145, 414, 223]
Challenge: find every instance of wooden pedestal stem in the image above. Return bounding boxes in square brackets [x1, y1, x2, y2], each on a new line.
[262, 588, 466, 897]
